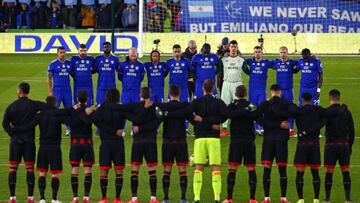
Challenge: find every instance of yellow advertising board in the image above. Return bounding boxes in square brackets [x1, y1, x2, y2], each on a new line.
[0, 32, 359, 54]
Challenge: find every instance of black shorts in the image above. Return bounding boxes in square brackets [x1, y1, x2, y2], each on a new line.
[9, 140, 36, 165]
[228, 140, 256, 167]
[37, 144, 63, 174]
[324, 142, 351, 169]
[294, 141, 321, 169]
[162, 140, 188, 166]
[99, 139, 125, 170]
[131, 142, 158, 167]
[261, 139, 288, 166]
[70, 138, 95, 167]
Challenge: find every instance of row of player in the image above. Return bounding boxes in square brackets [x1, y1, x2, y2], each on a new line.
[46, 40, 323, 137]
[3, 80, 353, 203]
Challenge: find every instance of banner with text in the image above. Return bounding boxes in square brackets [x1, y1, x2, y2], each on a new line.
[182, 0, 360, 33]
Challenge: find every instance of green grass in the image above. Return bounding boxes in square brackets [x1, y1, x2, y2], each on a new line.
[0, 54, 359, 203]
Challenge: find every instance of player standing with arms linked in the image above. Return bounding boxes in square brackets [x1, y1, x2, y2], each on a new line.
[70, 44, 95, 107]
[256, 84, 292, 203]
[270, 46, 299, 137]
[244, 46, 273, 136]
[185, 80, 227, 203]
[297, 48, 323, 106]
[47, 46, 73, 136]
[155, 84, 190, 203]
[322, 90, 354, 203]
[223, 85, 258, 203]
[2, 82, 45, 203]
[144, 50, 167, 103]
[219, 40, 249, 137]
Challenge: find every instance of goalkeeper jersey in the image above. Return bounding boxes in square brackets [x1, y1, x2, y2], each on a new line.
[221, 56, 247, 83]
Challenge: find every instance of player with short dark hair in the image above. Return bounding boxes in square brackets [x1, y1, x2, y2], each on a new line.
[177, 79, 227, 203]
[68, 90, 95, 203]
[297, 48, 323, 106]
[47, 46, 73, 136]
[144, 50, 168, 103]
[244, 46, 273, 136]
[191, 43, 220, 98]
[93, 88, 136, 203]
[70, 44, 95, 107]
[166, 44, 193, 134]
[270, 46, 299, 137]
[155, 84, 190, 203]
[2, 82, 45, 203]
[322, 89, 354, 203]
[256, 84, 293, 203]
[223, 85, 258, 203]
[12, 96, 73, 203]
[282, 92, 326, 203]
[93, 42, 120, 105]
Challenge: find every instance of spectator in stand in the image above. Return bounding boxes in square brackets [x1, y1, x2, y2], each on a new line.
[121, 3, 138, 30]
[48, 1, 62, 28]
[31, 1, 49, 28]
[16, 2, 32, 28]
[169, 0, 181, 31]
[3, 0, 17, 28]
[79, 0, 96, 28]
[96, 0, 110, 29]
[149, 0, 168, 32]
[62, 0, 78, 28]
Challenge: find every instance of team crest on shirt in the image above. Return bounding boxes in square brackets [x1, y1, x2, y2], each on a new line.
[310, 63, 313, 67]
[111, 60, 114, 64]
[305, 62, 308, 65]
[210, 58, 214, 61]
[131, 65, 134, 68]
[135, 67, 139, 70]
[205, 57, 208, 61]
[62, 65, 65, 67]
[257, 63, 260, 66]
[81, 60, 84, 63]
[181, 63, 185, 67]
[262, 63, 265, 66]
[286, 62, 290, 65]
[105, 59, 109, 63]
[67, 65, 70, 68]
[86, 60, 89, 64]
[176, 63, 179, 66]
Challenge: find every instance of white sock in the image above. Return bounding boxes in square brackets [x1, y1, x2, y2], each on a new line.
[132, 197, 138, 201]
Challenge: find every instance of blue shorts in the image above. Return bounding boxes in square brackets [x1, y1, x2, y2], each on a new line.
[299, 86, 319, 106]
[281, 88, 294, 102]
[194, 80, 217, 99]
[54, 88, 72, 108]
[121, 90, 140, 104]
[249, 89, 266, 105]
[96, 89, 108, 105]
[74, 86, 93, 107]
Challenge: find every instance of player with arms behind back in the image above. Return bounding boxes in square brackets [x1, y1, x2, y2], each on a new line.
[70, 44, 95, 107]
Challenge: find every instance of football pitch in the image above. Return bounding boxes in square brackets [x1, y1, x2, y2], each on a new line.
[0, 54, 359, 203]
